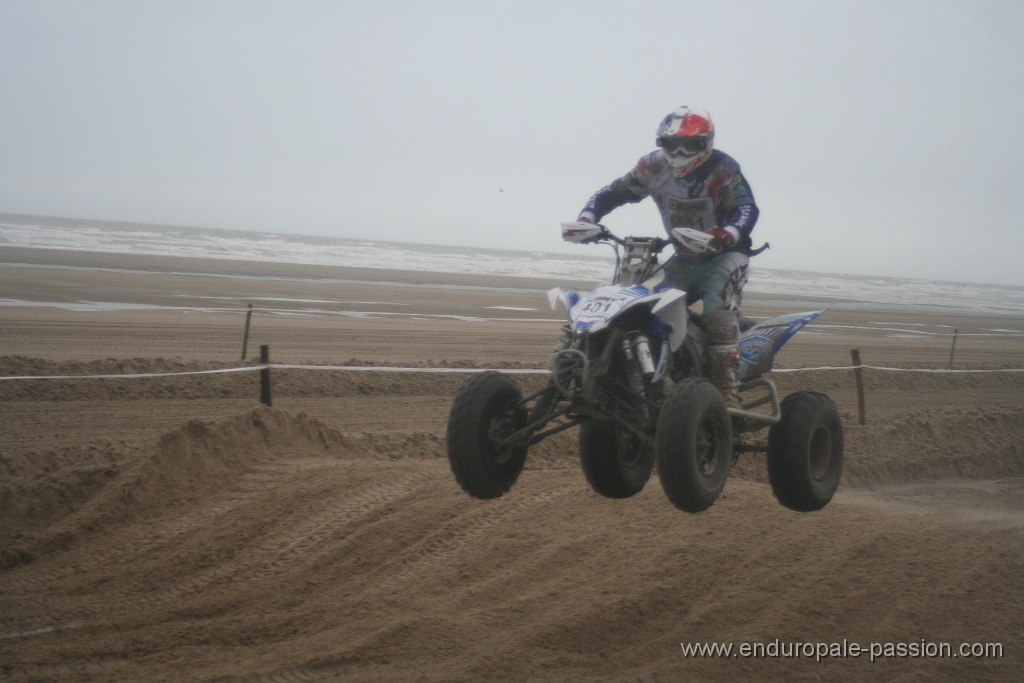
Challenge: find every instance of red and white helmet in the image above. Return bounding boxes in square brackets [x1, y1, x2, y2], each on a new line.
[656, 106, 715, 177]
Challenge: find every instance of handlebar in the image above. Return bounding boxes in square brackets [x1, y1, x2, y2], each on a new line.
[561, 221, 768, 259]
[560, 221, 672, 252]
[597, 224, 626, 246]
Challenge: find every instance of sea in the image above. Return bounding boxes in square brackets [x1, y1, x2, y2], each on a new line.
[2, 213, 1023, 322]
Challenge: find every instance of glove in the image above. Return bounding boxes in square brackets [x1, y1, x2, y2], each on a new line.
[561, 221, 604, 244]
[708, 227, 739, 249]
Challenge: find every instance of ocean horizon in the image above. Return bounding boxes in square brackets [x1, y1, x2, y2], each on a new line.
[2, 212, 1023, 318]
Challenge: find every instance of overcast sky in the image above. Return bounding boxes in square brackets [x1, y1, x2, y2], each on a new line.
[1, 1, 1022, 286]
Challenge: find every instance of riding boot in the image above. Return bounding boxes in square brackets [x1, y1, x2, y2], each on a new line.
[708, 343, 741, 408]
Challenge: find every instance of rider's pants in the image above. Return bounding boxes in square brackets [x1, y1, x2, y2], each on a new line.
[667, 251, 749, 405]
[665, 250, 750, 314]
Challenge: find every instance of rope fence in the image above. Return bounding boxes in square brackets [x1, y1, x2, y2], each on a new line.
[3, 363, 1023, 382]
[771, 365, 1024, 374]
[3, 344, 1021, 426]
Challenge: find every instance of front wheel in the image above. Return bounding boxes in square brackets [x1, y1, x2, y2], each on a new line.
[446, 371, 528, 499]
[655, 378, 733, 513]
[579, 421, 653, 499]
[767, 391, 844, 512]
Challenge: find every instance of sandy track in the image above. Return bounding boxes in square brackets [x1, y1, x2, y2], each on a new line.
[2, 248, 1023, 681]
[2, 410, 1021, 682]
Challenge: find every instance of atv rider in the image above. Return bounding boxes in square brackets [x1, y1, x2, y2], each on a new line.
[575, 106, 761, 406]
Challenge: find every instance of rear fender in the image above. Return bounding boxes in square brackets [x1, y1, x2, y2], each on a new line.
[737, 310, 825, 382]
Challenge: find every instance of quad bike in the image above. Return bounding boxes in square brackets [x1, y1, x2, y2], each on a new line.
[446, 223, 843, 513]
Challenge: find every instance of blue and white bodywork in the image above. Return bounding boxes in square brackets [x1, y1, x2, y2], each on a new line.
[548, 268, 691, 383]
[737, 310, 824, 382]
[550, 274, 824, 385]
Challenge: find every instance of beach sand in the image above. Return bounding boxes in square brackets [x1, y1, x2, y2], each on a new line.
[2, 247, 1023, 681]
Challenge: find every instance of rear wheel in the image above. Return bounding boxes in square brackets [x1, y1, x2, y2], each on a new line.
[446, 371, 528, 499]
[579, 421, 653, 499]
[655, 379, 733, 513]
[767, 391, 844, 511]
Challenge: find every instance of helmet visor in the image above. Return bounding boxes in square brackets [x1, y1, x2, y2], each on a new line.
[659, 136, 709, 155]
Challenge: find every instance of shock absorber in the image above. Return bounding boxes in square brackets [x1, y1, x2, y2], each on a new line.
[624, 332, 656, 379]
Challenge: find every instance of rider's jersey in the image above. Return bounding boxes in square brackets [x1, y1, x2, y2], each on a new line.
[578, 149, 759, 259]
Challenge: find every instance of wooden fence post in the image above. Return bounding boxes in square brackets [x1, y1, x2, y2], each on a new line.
[241, 304, 254, 360]
[259, 344, 272, 407]
[948, 328, 958, 370]
[851, 349, 866, 425]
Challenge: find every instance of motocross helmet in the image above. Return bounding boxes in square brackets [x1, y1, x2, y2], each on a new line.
[656, 106, 715, 177]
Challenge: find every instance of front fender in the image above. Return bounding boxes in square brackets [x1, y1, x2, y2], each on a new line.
[651, 290, 689, 351]
[549, 284, 689, 338]
[547, 287, 580, 317]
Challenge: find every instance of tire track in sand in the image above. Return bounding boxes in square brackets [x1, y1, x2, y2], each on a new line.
[134, 472, 423, 605]
[1, 459, 338, 592]
[376, 487, 568, 591]
[0, 464, 422, 639]
[228, 480, 575, 683]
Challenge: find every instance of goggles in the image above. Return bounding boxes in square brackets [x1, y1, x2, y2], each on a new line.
[659, 136, 709, 155]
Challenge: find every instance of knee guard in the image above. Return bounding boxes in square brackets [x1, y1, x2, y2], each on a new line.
[702, 308, 739, 346]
